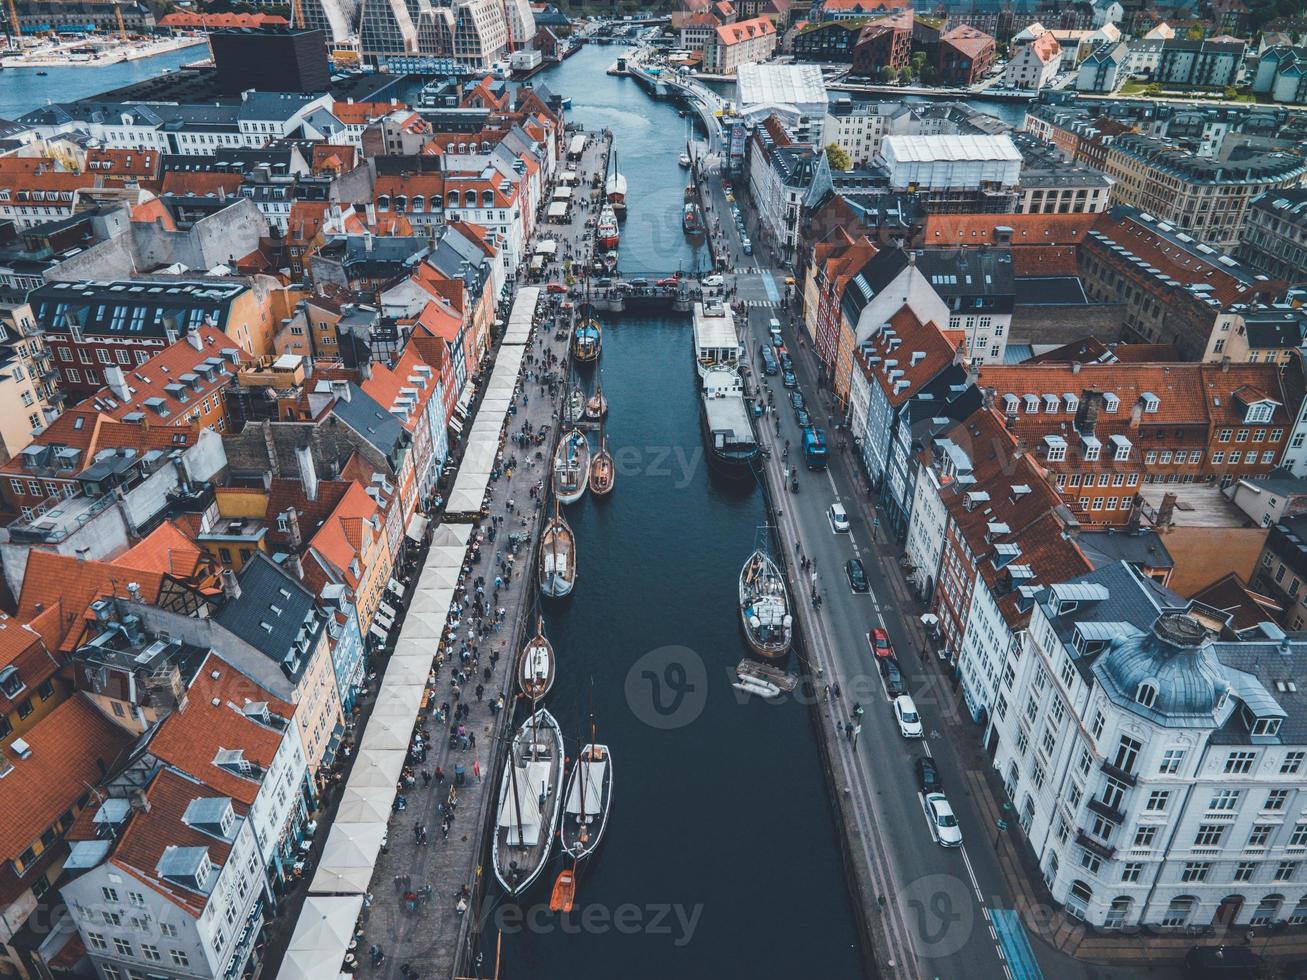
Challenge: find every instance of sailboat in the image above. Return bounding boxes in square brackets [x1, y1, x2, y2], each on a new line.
[605, 149, 627, 217]
[572, 315, 602, 364]
[738, 547, 793, 659]
[596, 204, 620, 250]
[539, 500, 577, 598]
[551, 428, 590, 505]
[589, 428, 615, 496]
[561, 725, 613, 862]
[585, 382, 608, 420]
[493, 708, 566, 896]
[518, 616, 555, 701]
[563, 383, 587, 424]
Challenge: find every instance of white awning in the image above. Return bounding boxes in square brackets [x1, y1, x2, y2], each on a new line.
[535, 238, 558, 254]
[279, 895, 364, 980]
[406, 514, 429, 543]
[547, 201, 568, 218]
[311, 822, 388, 895]
[335, 786, 395, 825]
[377, 601, 397, 620]
[368, 624, 388, 642]
[386, 577, 403, 595]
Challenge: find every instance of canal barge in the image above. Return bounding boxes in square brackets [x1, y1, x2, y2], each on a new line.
[700, 366, 758, 477]
[493, 708, 566, 895]
[692, 301, 741, 380]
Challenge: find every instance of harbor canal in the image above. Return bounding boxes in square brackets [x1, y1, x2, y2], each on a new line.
[484, 45, 863, 980]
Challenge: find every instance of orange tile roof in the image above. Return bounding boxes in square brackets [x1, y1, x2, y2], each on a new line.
[0, 607, 61, 716]
[114, 520, 217, 586]
[305, 482, 383, 589]
[110, 766, 245, 916]
[716, 14, 776, 44]
[159, 11, 286, 26]
[360, 348, 438, 434]
[160, 171, 243, 198]
[855, 304, 961, 407]
[149, 653, 293, 806]
[77, 326, 245, 422]
[85, 148, 160, 179]
[130, 197, 177, 231]
[311, 144, 357, 174]
[17, 551, 164, 651]
[0, 694, 134, 862]
[923, 212, 1096, 246]
[1030, 32, 1062, 63]
[941, 25, 994, 56]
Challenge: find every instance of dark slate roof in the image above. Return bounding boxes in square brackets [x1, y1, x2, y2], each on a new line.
[1013, 276, 1088, 306]
[840, 247, 911, 327]
[331, 383, 408, 459]
[1078, 528, 1175, 570]
[915, 248, 1015, 311]
[236, 92, 321, 122]
[1244, 309, 1307, 350]
[215, 553, 324, 684]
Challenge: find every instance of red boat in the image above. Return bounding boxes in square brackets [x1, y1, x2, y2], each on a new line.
[596, 204, 619, 250]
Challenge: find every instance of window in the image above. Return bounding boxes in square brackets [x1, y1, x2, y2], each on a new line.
[113, 938, 133, 957]
[1194, 825, 1225, 847]
[1136, 683, 1157, 708]
[1251, 895, 1282, 926]
[86, 932, 107, 951]
[1114, 735, 1142, 775]
[103, 968, 121, 980]
[1210, 789, 1242, 812]
[1160, 749, 1185, 774]
[1265, 789, 1291, 811]
[159, 923, 178, 938]
[1225, 751, 1257, 774]
[1181, 863, 1210, 883]
[1289, 823, 1307, 847]
[1121, 863, 1143, 883]
[1161, 897, 1195, 928]
[1134, 825, 1158, 848]
[1091, 710, 1105, 740]
[1146, 790, 1170, 812]
[1080, 849, 1102, 874]
[1276, 861, 1299, 882]
[169, 950, 189, 968]
[1235, 861, 1259, 882]
[140, 944, 159, 962]
[1249, 824, 1275, 848]
[1283, 751, 1305, 775]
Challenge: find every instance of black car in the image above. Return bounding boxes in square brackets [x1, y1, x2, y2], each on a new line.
[795, 408, 811, 427]
[789, 391, 804, 411]
[880, 656, 906, 697]
[845, 558, 868, 593]
[780, 354, 793, 372]
[916, 756, 942, 794]
[782, 370, 797, 389]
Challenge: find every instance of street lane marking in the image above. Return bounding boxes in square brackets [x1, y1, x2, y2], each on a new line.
[990, 910, 1044, 980]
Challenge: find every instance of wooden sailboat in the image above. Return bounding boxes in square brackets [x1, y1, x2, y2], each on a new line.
[493, 707, 565, 896]
[563, 384, 587, 424]
[560, 733, 613, 862]
[738, 548, 793, 659]
[518, 616, 555, 701]
[589, 428, 615, 497]
[551, 428, 590, 505]
[585, 382, 608, 420]
[539, 499, 577, 598]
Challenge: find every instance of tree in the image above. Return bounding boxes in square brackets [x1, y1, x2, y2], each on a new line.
[1185, 23, 1205, 40]
[825, 142, 852, 172]
[911, 51, 927, 76]
[897, 65, 913, 83]
[879, 65, 897, 82]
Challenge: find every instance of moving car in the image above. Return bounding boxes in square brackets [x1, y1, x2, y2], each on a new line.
[828, 503, 849, 533]
[742, 238, 753, 255]
[782, 370, 797, 389]
[702, 274, 724, 287]
[869, 627, 892, 658]
[546, 282, 567, 294]
[656, 276, 680, 287]
[894, 695, 922, 738]
[880, 656, 906, 698]
[628, 278, 649, 287]
[845, 558, 868, 593]
[924, 793, 961, 847]
[916, 756, 942, 794]
[759, 347, 778, 376]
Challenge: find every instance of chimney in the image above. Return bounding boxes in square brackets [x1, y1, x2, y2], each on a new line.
[104, 365, 131, 402]
[1071, 360, 1081, 374]
[186, 328, 203, 351]
[365, 203, 377, 226]
[286, 553, 305, 580]
[1130, 400, 1143, 429]
[126, 581, 141, 602]
[1076, 389, 1103, 437]
[222, 568, 242, 601]
[295, 445, 319, 502]
[1158, 492, 1178, 528]
[360, 358, 373, 381]
[286, 506, 302, 548]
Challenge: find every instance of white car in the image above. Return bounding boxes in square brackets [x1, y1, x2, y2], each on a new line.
[828, 502, 849, 533]
[894, 695, 923, 738]
[701, 274, 724, 288]
[925, 793, 962, 847]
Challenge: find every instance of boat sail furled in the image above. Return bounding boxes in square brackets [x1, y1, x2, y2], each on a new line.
[738, 549, 793, 659]
[605, 150, 627, 214]
[560, 743, 613, 861]
[551, 429, 590, 505]
[518, 617, 555, 701]
[493, 709, 566, 896]
[539, 501, 577, 598]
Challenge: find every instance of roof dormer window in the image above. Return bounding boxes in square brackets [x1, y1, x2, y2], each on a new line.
[1023, 394, 1040, 414]
[1141, 392, 1160, 413]
[1246, 403, 1273, 424]
[1103, 392, 1120, 412]
[1136, 681, 1158, 709]
[1003, 393, 1019, 414]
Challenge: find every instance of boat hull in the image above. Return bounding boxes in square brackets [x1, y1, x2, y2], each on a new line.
[560, 744, 613, 862]
[493, 710, 566, 896]
[699, 398, 759, 480]
[738, 550, 793, 659]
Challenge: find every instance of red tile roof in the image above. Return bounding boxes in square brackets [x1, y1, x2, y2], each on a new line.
[0, 694, 134, 863]
[159, 11, 286, 26]
[160, 171, 244, 198]
[716, 14, 776, 44]
[304, 482, 383, 591]
[941, 24, 994, 56]
[114, 520, 220, 588]
[854, 304, 962, 407]
[17, 551, 164, 651]
[85, 148, 161, 180]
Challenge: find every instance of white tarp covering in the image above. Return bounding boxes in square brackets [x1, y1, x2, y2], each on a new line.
[405, 514, 429, 542]
[342, 748, 407, 789]
[311, 822, 389, 895]
[278, 895, 363, 980]
[547, 201, 568, 219]
[359, 713, 416, 753]
[427, 545, 469, 568]
[565, 758, 607, 816]
[335, 786, 395, 825]
[430, 523, 474, 548]
[496, 760, 552, 847]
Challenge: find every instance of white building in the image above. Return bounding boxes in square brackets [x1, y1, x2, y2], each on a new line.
[991, 561, 1307, 930]
[736, 63, 829, 146]
[821, 100, 918, 168]
[60, 768, 269, 980]
[878, 134, 1023, 194]
[1002, 33, 1063, 90]
[903, 434, 967, 602]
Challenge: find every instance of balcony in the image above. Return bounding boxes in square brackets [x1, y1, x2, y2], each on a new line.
[1100, 760, 1138, 786]
[1087, 797, 1126, 825]
[1076, 830, 1117, 861]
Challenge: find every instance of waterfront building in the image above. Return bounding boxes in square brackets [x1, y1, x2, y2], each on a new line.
[210, 26, 331, 95]
[736, 63, 828, 145]
[991, 561, 1307, 931]
[809, 0, 908, 23]
[1238, 190, 1307, 284]
[747, 117, 832, 268]
[452, 0, 511, 68]
[1156, 37, 1246, 90]
[706, 15, 778, 73]
[13, 0, 154, 32]
[300, 0, 363, 43]
[851, 10, 913, 76]
[1002, 33, 1063, 90]
[359, 0, 422, 63]
[792, 20, 864, 63]
[936, 25, 996, 86]
[1076, 41, 1130, 93]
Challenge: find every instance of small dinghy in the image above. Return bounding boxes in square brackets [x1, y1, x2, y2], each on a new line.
[551, 428, 590, 505]
[518, 617, 555, 701]
[589, 430, 615, 497]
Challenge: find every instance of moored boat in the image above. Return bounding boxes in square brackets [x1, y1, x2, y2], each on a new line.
[552, 429, 590, 505]
[585, 383, 608, 420]
[700, 366, 759, 477]
[605, 150, 627, 215]
[738, 549, 793, 659]
[493, 709, 566, 895]
[560, 742, 613, 861]
[692, 300, 742, 380]
[589, 431, 615, 496]
[563, 385, 587, 424]
[539, 501, 576, 598]
[683, 201, 702, 236]
[597, 204, 620, 250]
[603, 249, 619, 273]
[678, 151, 691, 168]
[573, 318, 602, 363]
[518, 617, 555, 701]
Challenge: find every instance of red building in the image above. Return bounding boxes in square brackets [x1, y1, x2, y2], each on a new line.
[852, 10, 913, 75]
[937, 25, 995, 84]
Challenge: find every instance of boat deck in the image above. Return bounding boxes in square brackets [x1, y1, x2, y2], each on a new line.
[703, 393, 755, 442]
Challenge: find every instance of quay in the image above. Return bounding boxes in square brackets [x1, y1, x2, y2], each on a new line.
[279, 131, 616, 980]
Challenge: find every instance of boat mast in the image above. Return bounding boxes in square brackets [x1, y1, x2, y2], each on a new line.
[507, 727, 526, 849]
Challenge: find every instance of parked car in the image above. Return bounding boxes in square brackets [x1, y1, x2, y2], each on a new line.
[789, 391, 804, 410]
[828, 503, 849, 533]
[925, 793, 961, 847]
[656, 276, 680, 287]
[628, 277, 650, 287]
[845, 558, 868, 593]
[702, 274, 724, 287]
[742, 239, 753, 256]
[894, 695, 923, 738]
[782, 370, 797, 389]
[916, 756, 942, 794]
[595, 277, 613, 288]
[780, 354, 793, 372]
[880, 656, 905, 698]
[795, 408, 810, 428]
[869, 627, 892, 658]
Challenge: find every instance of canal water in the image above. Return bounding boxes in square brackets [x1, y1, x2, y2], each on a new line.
[0, 44, 208, 119]
[481, 44, 863, 980]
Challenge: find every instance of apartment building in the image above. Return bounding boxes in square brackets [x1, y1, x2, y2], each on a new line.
[706, 15, 778, 73]
[1003, 33, 1063, 90]
[0, 303, 60, 462]
[1156, 37, 1246, 89]
[937, 26, 996, 85]
[452, 0, 510, 68]
[1237, 189, 1307, 284]
[992, 561, 1307, 931]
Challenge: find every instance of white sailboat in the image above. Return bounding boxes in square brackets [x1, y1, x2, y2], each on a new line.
[493, 708, 566, 896]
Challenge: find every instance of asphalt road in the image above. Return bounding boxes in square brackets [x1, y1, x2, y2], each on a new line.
[698, 170, 1113, 980]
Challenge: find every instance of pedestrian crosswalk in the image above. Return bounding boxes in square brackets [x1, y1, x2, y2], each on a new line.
[742, 299, 783, 308]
